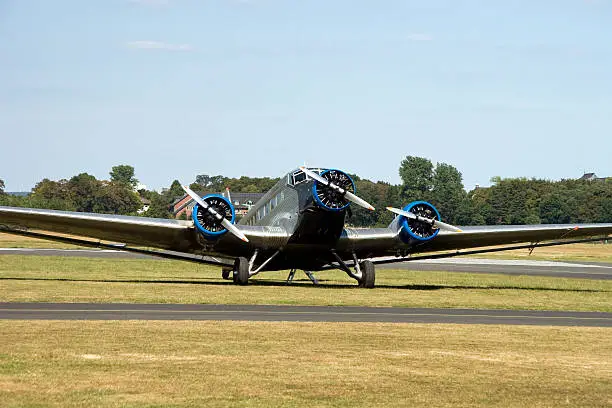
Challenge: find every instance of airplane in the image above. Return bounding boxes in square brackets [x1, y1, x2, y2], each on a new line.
[1, 166, 611, 288]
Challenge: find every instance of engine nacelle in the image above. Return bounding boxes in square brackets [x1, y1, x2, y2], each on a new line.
[312, 169, 356, 211]
[397, 201, 441, 243]
[192, 194, 235, 239]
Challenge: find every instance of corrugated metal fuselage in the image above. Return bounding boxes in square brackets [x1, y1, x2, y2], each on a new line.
[237, 170, 353, 270]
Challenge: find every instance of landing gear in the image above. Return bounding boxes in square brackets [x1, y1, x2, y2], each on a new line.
[233, 257, 249, 285]
[330, 251, 377, 288]
[358, 260, 375, 288]
[221, 267, 232, 280]
[229, 250, 282, 285]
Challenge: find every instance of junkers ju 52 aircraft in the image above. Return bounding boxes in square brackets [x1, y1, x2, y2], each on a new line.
[1, 166, 612, 288]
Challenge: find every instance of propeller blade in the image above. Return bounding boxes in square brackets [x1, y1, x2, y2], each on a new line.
[299, 166, 329, 186]
[299, 166, 375, 211]
[345, 191, 375, 211]
[182, 185, 249, 242]
[182, 185, 209, 209]
[386, 207, 462, 232]
[433, 219, 463, 233]
[220, 218, 250, 242]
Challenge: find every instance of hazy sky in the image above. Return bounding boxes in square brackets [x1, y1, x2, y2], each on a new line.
[1, 0, 611, 192]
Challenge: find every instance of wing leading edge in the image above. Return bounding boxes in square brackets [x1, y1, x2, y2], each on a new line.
[0, 206, 289, 258]
[338, 222, 612, 265]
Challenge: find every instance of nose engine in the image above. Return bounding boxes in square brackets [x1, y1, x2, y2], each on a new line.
[192, 194, 236, 239]
[312, 169, 356, 211]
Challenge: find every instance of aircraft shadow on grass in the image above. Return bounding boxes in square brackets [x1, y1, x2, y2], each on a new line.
[0, 276, 607, 293]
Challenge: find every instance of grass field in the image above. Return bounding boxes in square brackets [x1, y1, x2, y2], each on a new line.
[0, 232, 84, 249]
[1, 233, 611, 407]
[0, 321, 610, 407]
[1, 255, 611, 311]
[468, 242, 612, 263]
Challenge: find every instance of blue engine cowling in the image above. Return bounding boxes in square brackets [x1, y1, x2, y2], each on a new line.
[312, 169, 356, 212]
[192, 194, 236, 239]
[397, 201, 441, 243]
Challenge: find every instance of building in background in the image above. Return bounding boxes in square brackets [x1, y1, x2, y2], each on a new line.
[172, 189, 264, 219]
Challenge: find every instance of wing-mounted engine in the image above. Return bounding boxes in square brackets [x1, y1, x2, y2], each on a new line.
[312, 169, 355, 211]
[181, 185, 248, 242]
[396, 201, 441, 243]
[387, 201, 462, 244]
[192, 194, 236, 239]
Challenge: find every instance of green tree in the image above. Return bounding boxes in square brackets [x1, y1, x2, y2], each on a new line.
[349, 179, 395, 227]
[0, 178, 5, 194]
[194, 175, 226, 191]
[110, 165, 138, 188]
[67, 173, 100, 213]
[539, 193, 572, 224]
[93, 181, 141, 215]
[29, 178, 75, 211]
[430, 163, 467, 224]
[167, 180, 185, 200]
[140, 191, 174, 219]
[399, 156, 433, 203]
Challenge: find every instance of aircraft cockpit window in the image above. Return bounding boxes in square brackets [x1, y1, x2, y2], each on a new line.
[292, 170, 307, 185]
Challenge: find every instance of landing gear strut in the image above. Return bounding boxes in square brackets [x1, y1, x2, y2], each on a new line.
[286, 269, 320, 285]
[330, 251, 376, 288]
[230, 250, 282, 285]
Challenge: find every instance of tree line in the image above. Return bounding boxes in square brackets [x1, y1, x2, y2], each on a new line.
[1, 158, 610, 225]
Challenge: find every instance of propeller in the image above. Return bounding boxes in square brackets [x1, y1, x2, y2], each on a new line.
[299, 166, 375, 211]
[386, 206, 462, 233]
[182, 185, 249, 242]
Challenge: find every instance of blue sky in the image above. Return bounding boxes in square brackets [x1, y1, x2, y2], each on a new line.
[1, 0, 611, 192]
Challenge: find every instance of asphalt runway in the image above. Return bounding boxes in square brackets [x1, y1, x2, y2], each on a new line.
[1, 303, 610, 327]
[2, 248, 611, 280]
[379, 258, 612, 280]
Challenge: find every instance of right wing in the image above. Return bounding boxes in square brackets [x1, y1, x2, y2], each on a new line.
[339, 222, 612, 263]
[0, 206, 289, 261]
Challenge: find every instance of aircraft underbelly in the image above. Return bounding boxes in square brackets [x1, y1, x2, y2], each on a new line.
[288, 209, 346, 246]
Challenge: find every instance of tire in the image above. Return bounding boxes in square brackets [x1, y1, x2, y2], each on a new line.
[358, 260, 375, 288]
[221, 268, 231, 280]
[233, 257, 249, 285]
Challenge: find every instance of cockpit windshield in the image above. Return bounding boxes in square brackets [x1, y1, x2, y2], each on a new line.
[288, 168, 327, 186]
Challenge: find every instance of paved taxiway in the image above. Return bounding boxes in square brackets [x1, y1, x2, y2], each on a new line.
[2, 248, 611, 280]
[0, 303, 610, 326]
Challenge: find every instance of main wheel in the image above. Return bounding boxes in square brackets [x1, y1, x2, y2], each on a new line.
[233, 257, 249, 285]
[358, 260, 375, 288]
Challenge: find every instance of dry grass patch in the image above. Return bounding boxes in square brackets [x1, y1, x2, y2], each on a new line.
[0, 321, 610, 407]
[468, 242, 612, 263]
[1, 255, 611, 311]
[0, 232, 83, 249]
